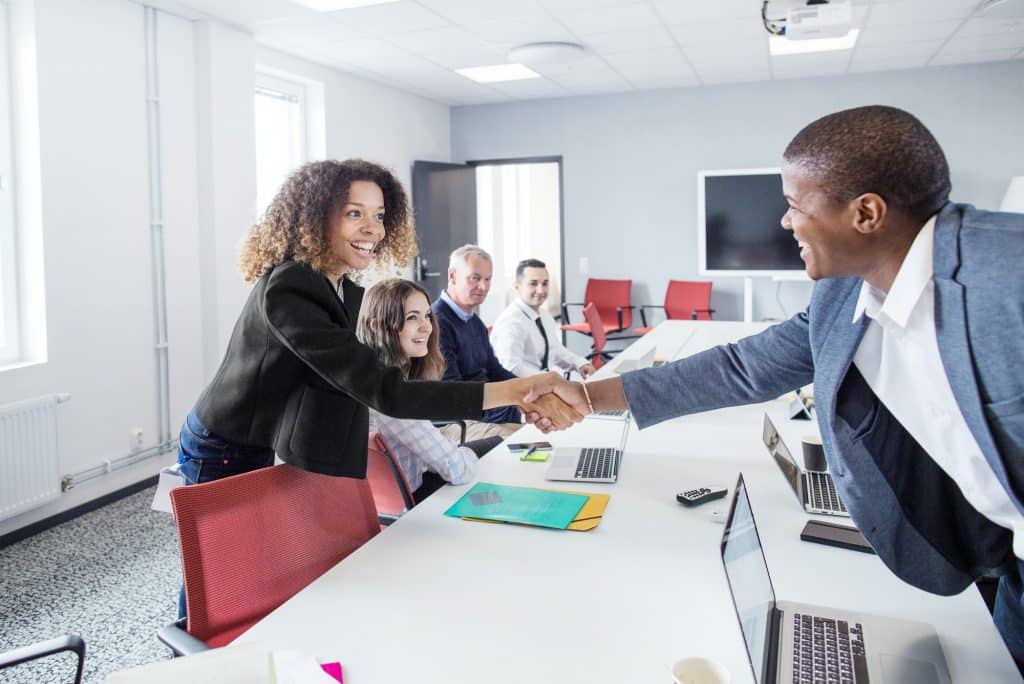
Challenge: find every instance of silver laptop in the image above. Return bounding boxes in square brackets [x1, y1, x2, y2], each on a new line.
[544, 420, 629, 484]
[762, 414, 848, 517]
[614, 347, 657, 373]
[722, 475, 951, 684]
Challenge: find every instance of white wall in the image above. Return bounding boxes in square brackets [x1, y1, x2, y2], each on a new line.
[0, 1, 451, 536]
[451, 61, 1024, 331]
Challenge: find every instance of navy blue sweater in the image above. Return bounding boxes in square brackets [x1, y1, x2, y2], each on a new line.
[432, 297, 521, 424]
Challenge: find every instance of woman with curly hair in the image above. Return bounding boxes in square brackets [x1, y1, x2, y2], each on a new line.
[357, 278, 504, 504]
[175, 159, 579, 491]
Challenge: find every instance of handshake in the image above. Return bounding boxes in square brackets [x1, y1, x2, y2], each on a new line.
[485, 372, 622, 433]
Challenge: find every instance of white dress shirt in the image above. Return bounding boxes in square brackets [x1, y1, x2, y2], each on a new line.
[490, 298, 587, 377]
[852, 216, 1024, 560]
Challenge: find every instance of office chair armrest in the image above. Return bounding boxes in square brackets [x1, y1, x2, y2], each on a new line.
[431, 419, 467, 445]
[690, 308, 716, 320]
[0, 635, 85, 682]
[157, 618, 210, 657]
[561, 301, 585, 324]
[638, 304, 665, 328]
[614, 305, 635, 331]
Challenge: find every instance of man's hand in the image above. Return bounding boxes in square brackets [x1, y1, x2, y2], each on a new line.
[521, 372, 591, 417]
[578, 363, 597, 379]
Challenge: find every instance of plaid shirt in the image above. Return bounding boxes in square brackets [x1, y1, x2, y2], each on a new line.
[369, 410, 478, 493]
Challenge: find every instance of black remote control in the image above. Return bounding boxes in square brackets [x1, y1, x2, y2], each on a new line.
[676, 487, 728, 506]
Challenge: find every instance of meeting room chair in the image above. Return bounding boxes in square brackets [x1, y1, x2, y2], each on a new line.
[561, 278, 634, 338]
[157, 463, 380, 656]
[366, 432, 415, 525]
[634, 280, 715, 334]
[0, 634, 86, 683]
[582, 302, 618, 369]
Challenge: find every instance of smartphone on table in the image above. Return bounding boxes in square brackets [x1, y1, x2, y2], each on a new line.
[506, 441, 553, 451]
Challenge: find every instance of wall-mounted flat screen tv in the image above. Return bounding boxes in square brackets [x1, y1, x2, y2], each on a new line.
[697, 168, 806, 277]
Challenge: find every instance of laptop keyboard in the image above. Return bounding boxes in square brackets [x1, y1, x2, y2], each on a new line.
[792, 614, 868, 684]
[576, 447, 621, 480]
[593, 409, 628, 417]
[807, 471, 847, 513]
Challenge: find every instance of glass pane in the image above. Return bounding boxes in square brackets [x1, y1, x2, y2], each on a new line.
[254, 90, 304, 216]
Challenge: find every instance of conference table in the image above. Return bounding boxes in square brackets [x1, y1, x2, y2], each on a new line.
[239, 320, 1020, 683]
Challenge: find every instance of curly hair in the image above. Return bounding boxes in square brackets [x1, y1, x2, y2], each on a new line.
[356, 278, 445, 381]
[783, 106, 951, 223]
[239, 159, 418, 283]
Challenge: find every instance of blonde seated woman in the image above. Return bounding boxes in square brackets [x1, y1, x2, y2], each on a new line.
[357, 278, 505, 503]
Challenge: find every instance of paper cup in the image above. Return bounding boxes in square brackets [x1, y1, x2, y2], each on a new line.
[670, 657, 731, 684]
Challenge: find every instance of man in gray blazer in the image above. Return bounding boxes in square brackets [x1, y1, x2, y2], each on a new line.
[527, 105, 1024, 664]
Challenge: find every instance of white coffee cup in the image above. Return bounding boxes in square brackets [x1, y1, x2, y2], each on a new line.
[670, 656, 731, 684]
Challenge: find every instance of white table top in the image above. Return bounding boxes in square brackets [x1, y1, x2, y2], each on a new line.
[238, 320, 1019, 683]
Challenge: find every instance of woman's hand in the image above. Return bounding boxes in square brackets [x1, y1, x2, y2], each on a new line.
[483, 373, 586, 432]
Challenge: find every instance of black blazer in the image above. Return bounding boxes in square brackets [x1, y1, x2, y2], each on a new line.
[194, 261, 483, 477]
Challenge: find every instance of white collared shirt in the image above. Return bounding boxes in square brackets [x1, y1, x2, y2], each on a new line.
[490, 298, 587, 377]
[852, 216, 1024, 559]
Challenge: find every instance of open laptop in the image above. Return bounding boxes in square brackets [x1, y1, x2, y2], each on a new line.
[614, 347, 657, 373]
[762, 414, 848, 517]
[722, 474, 951, 684]
[544, 420, 629, 484]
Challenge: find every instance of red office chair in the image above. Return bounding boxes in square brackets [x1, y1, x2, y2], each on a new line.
[582, 302, 617, 369]
[562, 278, 634, 337]
[635, 280, 715, 334]
[157, 464, 379, 655]
[366, 432, 415, 525]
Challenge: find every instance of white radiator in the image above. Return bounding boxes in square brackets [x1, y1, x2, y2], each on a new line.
[0, 394, 68, 522]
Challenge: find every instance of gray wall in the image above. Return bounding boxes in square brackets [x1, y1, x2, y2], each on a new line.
[451, 61, 1024, 329]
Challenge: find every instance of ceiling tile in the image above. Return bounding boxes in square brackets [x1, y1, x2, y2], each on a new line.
[682, 38, 768, 63]
[540, 57, 631, 90]
[770, 51, 852, 80]
[694, 61, 773, 85]
[652, 0, 752, 24]
[867, 0, 979, 25]
[930, 46, 1022, 65]
[486, 77, 571, 98]
[955, 15, 1024, 37]
[386, 25, 489, 52]
[852, 39, 945, 61]
[944, 29, 1024, 51]
[603, 46, 688, 71]
[325, 0, 452, 35]
[627, 73, 700, 90]
[417, 0, 547, 25]
[856, 19, 962, 46]
[847, 53, 931, 73]
[549, 2, 662, 35]
[579, 26, 676, 54]
[469, 16, 577, 47]
[666, 17, 767, 48]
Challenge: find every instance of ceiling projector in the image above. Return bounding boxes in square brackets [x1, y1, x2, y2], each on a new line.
[762, 0, 853, 40]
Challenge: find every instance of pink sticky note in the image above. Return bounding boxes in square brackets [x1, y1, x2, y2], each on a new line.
[320, 662, 344, 683]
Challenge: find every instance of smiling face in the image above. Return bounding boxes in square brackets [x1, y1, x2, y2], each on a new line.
[397, 291, 433, 359]
[515, 266, 550, 311]
[447, 254, 493, 311]
[328, 180, 386, 276]
[780, 163, 867, 281]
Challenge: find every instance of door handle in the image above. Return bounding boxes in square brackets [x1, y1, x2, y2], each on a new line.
[415, 256, 441, 280]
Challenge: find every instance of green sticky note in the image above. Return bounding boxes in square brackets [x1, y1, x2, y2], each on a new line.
[520, 449, 551, 462]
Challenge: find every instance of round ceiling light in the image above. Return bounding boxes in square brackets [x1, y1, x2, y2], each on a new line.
[506, 41, 587, 65]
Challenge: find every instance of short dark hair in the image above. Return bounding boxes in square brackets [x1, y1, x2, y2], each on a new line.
[516, 258, 547, 280]
[783, 105, 951, 223]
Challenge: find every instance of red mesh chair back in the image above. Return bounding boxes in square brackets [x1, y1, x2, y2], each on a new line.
[586, 278, 633, 331]
[366, 432, 415, 518]
[583, 302, 609, 369]
[171, 463, 379, 647]
[664, 280, 713, 321]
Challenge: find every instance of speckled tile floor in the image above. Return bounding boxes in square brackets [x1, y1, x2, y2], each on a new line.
[0, 487, 178, 683]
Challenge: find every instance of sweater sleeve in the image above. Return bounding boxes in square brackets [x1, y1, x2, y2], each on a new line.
[263, 264, 483, 420]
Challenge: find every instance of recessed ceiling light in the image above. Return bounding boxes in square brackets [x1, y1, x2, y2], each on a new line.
[455, 64, 541, 83]
[769, 29, 859, 56]
[290, 0, 399, 11]
[507, 41, 587, 65]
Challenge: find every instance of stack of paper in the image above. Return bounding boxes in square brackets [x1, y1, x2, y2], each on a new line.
[444, 482, 610, 531]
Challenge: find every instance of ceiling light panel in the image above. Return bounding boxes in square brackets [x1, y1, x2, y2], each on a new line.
[455, 63, 541, 83]
[769, 29, 860, 56]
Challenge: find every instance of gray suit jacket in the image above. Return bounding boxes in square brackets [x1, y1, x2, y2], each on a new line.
[623, 203, 1024, 595]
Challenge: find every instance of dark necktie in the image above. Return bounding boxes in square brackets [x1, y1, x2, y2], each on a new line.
[535, 316, 549, 370]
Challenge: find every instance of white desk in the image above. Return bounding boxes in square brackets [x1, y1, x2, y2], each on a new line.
[239, 321, 1019, 683]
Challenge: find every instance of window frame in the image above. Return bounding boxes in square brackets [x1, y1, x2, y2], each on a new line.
[254, 72, 309, 216]
[0, 1, 21, 365]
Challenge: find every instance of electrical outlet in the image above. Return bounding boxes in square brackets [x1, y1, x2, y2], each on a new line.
[579, 256, 589, 275]
[130, 427, 144, 452]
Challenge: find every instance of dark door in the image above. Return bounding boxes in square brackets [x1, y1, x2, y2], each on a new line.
[411, 161, 477, 301]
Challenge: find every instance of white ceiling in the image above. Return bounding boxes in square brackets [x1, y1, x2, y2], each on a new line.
[166, 0, 1024, 105]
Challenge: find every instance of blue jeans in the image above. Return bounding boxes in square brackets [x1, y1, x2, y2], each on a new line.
[175, 410, 274, 619]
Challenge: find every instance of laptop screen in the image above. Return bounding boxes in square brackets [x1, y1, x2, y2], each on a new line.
[721, 475, 777, 684]
[763, 414, 802, 501]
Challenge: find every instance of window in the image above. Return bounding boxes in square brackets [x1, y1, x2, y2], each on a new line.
[254, 73, 307, 216]
[0, 2, 20, 365]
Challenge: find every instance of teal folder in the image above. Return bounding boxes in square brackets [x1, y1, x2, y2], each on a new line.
[444, 482, 589, 530]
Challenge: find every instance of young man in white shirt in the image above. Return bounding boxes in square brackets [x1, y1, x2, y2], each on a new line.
[491, 259, 596, 380]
